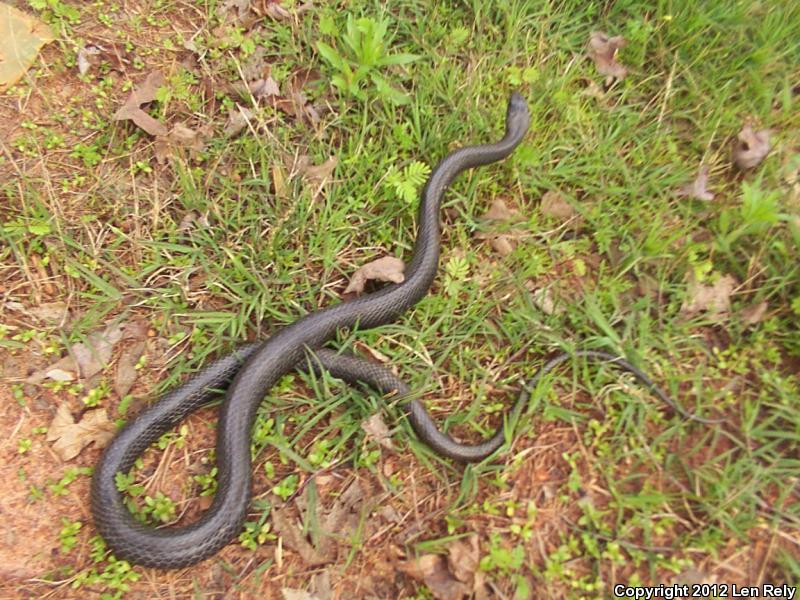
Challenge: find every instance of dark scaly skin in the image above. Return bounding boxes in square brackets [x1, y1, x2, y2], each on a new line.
[91, 94, 532, 568]
[92, 94, 717, 569]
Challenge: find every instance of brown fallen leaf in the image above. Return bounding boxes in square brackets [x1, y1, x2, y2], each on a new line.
[739, 300, 768, 326]
[77, 44, 103, 75]
[114, 341, 145, 398]
[588, 31, 628, 82]
[154, 123, 208, 163]
[530, 286, 560, 315]
[732, 123, 771, 170]
[680, 274, 737, 319]
[272, 507, 326, 565]
[303, 156, 338, 194]
[281, 590, 319, 600]
[249, 76, 280, 99]
[447, 535, 479, 584]
[399, 554, 471, 600]
[0, 4, 54, 90]
[113, 71, 168, 136]
[313, 479, 367, 561]
[476, 198, 525, 256]
[540, 190, 576, 221]
[480, 198, 522, 222]
[344, 256, 405, 294]
[224, 105, 255, 137]
[362, 413, 394, 450]
[46, 404, 116, 461]
[677, 165, 715, 201]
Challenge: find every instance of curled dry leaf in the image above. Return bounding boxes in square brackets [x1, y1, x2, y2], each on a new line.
[480, 198, 521, 222]
[303, 155, 338, 193]
[281, 590, 319, 600]
[114, 341, 146, 398]
[399, 554, 471, 600]
[271, 507, 326, 565]
[224, 105, 255, 137]
[739, 300, 768, 326]
[77, 44, 103, 75]
[154, 123, 208, 164]
[540, 190, 576, 221]
[46, 404, 116, 461]
[680, 274, 737, 320]
[447, 535, 480, 584]
[476, 198, 525, 256]
[732, 124, 771, 170]
[344, 256, 405, 294]
[587, 31, 628, 81]
[113, 71, 168, 137]
[0, 4, 53, 90]
[677, 166, 715, 201]
[362, 413, 394, 450]
[248, 76, 280, 99]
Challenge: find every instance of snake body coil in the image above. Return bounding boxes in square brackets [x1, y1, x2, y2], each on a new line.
[92, 94, 707, 568]
[92, 94, 531, 568]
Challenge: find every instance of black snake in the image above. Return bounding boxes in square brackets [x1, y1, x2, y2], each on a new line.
[91, 93, 711, 568]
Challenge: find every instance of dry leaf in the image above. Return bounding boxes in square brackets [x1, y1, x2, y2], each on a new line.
[677, 166, 715, 201]
[733, 124, 771, 170]
[113, 71, 168, 137]
[115, 341, 145, 398]
[264, 3, 292, 21]
[77, 44, 103, 75]
[249, 76, 280, 98]
[272, 507, 326, 565]
[154, 123, 207, 163]
[344, 256, 405, 294]
[739, 300, 768, 326]
[0, 4, 54, 90]
[399, 554, 471, 600]
[303, 156, 338, 189]
[588, 31, 627, 81]
[316, 479, 365, 560]
[480, 198, 521, 222]
[46, 405, 116, 460]
[224, 105, 255, 137]
[488, 235, 515, 256]
[680, 275, 737, 319]
[540, 190, 576, 220]
[447, 535, 479, 584]
[530, 287, 559, 315]
[362, 413, 393, 450]
[281, 590, 319, 600]
[29, 322, 125, 383]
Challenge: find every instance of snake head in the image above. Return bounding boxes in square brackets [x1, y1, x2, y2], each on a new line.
[506, 92, 531, 136]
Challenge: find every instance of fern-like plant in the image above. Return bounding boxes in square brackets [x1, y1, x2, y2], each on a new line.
[385, 161, 431, 203]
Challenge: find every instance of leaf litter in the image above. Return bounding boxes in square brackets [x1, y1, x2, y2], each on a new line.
[475, 198, 525, 257]
[0, 3, 53, 90]
[113, 71, 168, 136]
[344, 256, 405, 294]
[677, 165, 715, 201]
[587, 31, 628, 83]
[46, 404, 116, 461]
[399, 535, 484, 600]
[732, 123, 771, 170]
[680, 274, 738, 320]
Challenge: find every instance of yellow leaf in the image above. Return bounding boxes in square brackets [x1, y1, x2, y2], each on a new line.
[0, 3, 54, 90]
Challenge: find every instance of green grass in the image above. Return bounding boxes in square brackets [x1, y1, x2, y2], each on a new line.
[2, 0, 799, 596]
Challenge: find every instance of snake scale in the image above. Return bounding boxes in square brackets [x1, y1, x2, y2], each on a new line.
[92, 94, 708, 568]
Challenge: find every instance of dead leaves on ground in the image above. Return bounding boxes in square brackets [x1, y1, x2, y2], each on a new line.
[46, 404, 116, 461]
[733, 123, 772, 170]
[27, 319, 148, 391]
[475, 198, 525, 257]
[399, 535, 485, 600]
[113, 71, 168, 136]
[680, 274, 737, 321]
[0, 3, 53, 90]
[587, 31, 628, 83]
[677, 165, 715, 201]
[344, 256, 406, 294]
